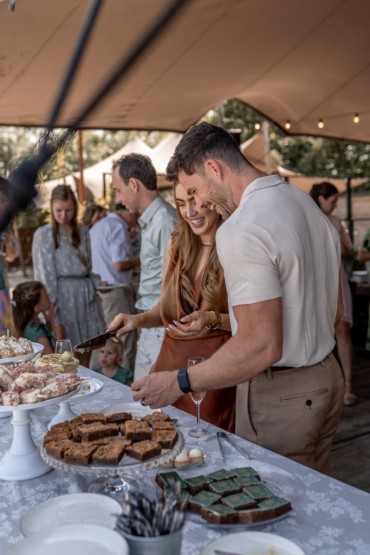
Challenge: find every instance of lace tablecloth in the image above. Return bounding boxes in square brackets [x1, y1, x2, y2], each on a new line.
[1, 368, 370, 555]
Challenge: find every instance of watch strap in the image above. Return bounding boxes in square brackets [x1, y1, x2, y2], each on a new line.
[177, 367, 192, 393]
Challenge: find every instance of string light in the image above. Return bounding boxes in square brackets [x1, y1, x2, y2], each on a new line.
[318, 118, 324, 129]
[284, 120, 291, 130]
[353, 113, 360, 124]
[254, 122, 261, 130]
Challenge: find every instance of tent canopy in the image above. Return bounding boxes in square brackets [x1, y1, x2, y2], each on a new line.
[1, 0, 370, 142]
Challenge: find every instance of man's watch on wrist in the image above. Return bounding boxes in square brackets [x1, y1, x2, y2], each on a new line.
[177, 367, 192, 393]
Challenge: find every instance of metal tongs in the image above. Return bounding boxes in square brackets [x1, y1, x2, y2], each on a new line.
[74, 330, 117, 352]
[208, 431, 250, 462]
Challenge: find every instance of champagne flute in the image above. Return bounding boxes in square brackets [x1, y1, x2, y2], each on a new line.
[187, 357, 208, 438]
[49, 338, 77, 427]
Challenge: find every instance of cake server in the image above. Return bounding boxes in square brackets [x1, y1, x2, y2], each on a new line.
[74, 331, 117, 352]
[217, 431, 250, 460]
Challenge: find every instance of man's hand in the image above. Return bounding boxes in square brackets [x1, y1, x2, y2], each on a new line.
[131, 371, 182, 408]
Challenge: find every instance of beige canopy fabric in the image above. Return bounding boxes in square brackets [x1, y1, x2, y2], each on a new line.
[1, 0, 370, 143]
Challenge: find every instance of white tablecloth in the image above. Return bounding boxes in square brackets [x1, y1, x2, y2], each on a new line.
[1, 368, 370, 554]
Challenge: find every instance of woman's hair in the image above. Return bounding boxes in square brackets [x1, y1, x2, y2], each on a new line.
[11, 281, 44, 337]
[50, 185, 80, 248]
[100, 338, 123, 363]
[82, 203, 105, 229]
[160, 185, 226, 319]
[310, 181, 339, 207]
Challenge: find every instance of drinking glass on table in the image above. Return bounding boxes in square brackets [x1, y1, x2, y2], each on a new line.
[55, 339, 73, 356]
[187, 357, 209, 438]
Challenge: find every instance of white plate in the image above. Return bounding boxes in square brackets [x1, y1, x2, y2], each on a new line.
[103, 401, 161, 418]
[189, 459, 304, 529]
[6, 524, 128, 555]
[20, 493, 121, 537]
[0, 342, 44, 364]
[0, 384, 81, 412]
[201, 531, 305, 555]
[69, 377, 104, 403]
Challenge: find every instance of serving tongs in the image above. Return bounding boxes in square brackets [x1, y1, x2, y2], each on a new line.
[208, 431, 250, 461]
[74, 330, 117, 352]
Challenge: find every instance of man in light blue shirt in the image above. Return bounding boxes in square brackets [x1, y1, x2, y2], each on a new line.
[90, 204, 140, 371]
[111, 153, 177, 379]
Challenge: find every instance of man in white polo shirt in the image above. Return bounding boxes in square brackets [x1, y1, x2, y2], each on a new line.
[126, 123, 344, 474]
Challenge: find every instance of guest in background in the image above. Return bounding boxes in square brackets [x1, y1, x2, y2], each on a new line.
[90, 203, 140, 371]
[111, 153, 177, 380]
[11, 281, 63, 354]
[108, 182, 235, 431]
[32, 185, 105, 366]
[310, 181, 357, 406]
[94, 337, 133, 385]
[0, 177, 13, 335]
[82, 203, 106, 229]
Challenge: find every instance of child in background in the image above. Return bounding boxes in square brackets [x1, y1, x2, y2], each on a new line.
[11, 281, 64, 354]
[95, 338, 133, 385]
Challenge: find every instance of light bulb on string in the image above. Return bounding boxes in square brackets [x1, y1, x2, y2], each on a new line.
[353, 113, 360, 124]
[254, 122, 261, 130]
[318, 119, 324, 129]
[284, 120, 291, 130]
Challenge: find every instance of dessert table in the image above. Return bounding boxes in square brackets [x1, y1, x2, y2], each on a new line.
[1, 367, 370, 555]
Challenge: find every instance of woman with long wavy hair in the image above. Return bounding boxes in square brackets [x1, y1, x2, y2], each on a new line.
[32, 185, 105, 366]
[108, 183, 235, 431]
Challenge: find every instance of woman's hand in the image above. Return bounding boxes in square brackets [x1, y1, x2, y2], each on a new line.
[107, 313, 139, 338]
[166, 310, 214, 337]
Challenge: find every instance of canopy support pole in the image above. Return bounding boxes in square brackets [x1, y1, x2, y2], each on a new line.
[345, 177, 353, 242]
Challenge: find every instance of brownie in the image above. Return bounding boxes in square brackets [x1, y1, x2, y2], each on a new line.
[44, 439, 74, 459]
[126, 440, 162, 461]
[231, 466, 260, 478]
[86, 438, 110, 446]
[105, 412, 132, 423]
[242, 483, 274, 501]
[258, 495, 292, 513]
[64, 443, 98, 465]
[78, 423, 118, 442]
[124, 420, 152, 441]
[151, 429, 178, 448]
[188, 491, 221, 514]
[221, 492, 257, 510]
[69, 416, 83, 427]
[201, 503, 239, 524]
[155, 471, 188, 490]
[233, 475, 262, 487]
[208, 479, 241, 497]
[43, 429, 72, 444]
[142, 412, 170, 423]
[50, 422, 71, 432]
[150, 421, 176, 431]
[80, 412, 107, 424]
[92, 441, 129, 465]
[183, 475, 214, 495]
[207, 469, 237, 481]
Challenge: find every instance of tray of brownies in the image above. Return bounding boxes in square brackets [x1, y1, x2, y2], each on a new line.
[40, 410, 184, 478]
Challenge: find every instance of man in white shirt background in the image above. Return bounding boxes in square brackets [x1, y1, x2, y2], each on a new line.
[90, 203, 140, 371]
[111, 153, 177, 379]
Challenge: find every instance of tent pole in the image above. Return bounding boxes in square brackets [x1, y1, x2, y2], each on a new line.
[77, 130, 85, 202]
[345, 177, 353, 242]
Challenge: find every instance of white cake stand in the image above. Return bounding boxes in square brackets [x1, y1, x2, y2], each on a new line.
[0, 388, 80, 481]
[47, 378, 104, 430]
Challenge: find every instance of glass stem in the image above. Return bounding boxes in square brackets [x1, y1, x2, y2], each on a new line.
[196, 401, 201, 429]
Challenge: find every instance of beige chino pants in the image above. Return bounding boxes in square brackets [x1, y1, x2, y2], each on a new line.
[236, 353, 344, 474]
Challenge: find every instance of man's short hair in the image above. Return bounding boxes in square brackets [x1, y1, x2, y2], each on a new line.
[166, 122, 248, 182]
[113, 153, 157, 191]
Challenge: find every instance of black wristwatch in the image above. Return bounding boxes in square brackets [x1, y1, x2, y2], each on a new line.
[177, 367, 192, 393]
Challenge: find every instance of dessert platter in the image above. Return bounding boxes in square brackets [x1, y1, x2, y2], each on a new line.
[156, 458, 304, 529]
[0, 354, 83, 481]
[160, 444, 207, 470]
[40, 410, 185, 494]
[0, 336, 43, 364]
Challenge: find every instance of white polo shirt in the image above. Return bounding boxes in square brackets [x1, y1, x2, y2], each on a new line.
[216, 175, 341, 367]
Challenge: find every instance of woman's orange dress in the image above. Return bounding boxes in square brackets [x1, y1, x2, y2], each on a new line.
[150, 274, 235, 432]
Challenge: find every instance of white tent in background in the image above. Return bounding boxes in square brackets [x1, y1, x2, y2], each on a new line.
[151, 133, 183, 174]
